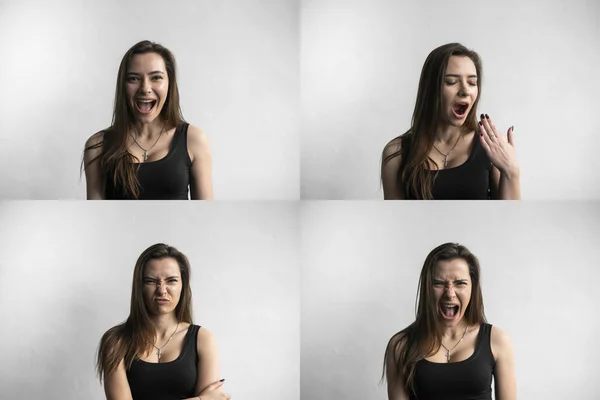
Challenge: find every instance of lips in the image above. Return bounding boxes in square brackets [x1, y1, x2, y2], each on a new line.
[441, 304, 460, 318]
[135, 99, 157, 114]
[452, 102, 469, 115]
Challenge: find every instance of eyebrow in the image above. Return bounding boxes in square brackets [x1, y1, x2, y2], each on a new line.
[433, 278, 469, 283]
[127, 71, 165, 76]
[445, 74, 478, 79]
[143, 276, 180, 280]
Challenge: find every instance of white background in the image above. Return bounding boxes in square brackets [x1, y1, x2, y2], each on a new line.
[301, 201, 600, 399]
[301, 0, 600, 199]
[0, 0, 299, 200]
[0, 202, 300, 400]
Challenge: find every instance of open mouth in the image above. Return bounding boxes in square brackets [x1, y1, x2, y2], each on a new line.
[135, 99, 157, 115]
[441, 304, 460, 319]
[452, 103, 468, 118]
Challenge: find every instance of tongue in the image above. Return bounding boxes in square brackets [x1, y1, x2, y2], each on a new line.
[138, 102, 153, 112]
[445, 306, 457, 317]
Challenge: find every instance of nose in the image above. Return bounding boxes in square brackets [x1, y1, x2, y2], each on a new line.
[155, 281, 167, 294]
[444, 285, 456, 298]
[140, 77, 152, 93]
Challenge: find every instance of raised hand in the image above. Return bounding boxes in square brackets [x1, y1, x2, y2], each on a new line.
[198, 379, 232, 400]
[478, 114, 519, 177]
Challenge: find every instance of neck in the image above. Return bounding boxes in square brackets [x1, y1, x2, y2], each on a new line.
[132, 119, 165, 139]
[150, 313, 179, 340]
[442, 320, 469, 341]
[434, 123, 463, 145]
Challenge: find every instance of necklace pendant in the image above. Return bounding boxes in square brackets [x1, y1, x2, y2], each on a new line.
[443, 156, 448, 168]
[156, 348, 161, 361]
[446, 352, 451, 362]
[143, 151, 148, 162]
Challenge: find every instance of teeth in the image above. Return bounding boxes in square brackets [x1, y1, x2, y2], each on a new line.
[138, 100, 154, 103]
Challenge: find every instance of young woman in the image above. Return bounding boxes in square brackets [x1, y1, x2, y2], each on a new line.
[383, 243, 516, 400]
[83, 41, 213, 200]
[96, 244, 231, 400]
[381, 43, 520, 200]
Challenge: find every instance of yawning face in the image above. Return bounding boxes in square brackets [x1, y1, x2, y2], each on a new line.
[125, 52, 169, 123]
[432, 258, 472, 327]
[441, 55, 479, 127]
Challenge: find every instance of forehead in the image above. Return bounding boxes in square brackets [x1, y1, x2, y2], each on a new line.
[128, 52, 166, 73]
[144, 257, 181, 277]
[433, 258, 470, 280]
[445, 55, 477, 76]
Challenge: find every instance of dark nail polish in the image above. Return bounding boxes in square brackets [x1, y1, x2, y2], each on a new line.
[485, 114, 489, 119]
[478, 121, 482, 125]
[480, 114, 485, 119]
[220, 379, 225, 382]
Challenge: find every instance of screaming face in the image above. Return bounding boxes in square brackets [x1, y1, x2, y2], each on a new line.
[432, 258, 472, 326]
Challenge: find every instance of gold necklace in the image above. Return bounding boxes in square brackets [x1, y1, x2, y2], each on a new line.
[152, 322, 179, 362]
[432, 133, 462, 168]
[440, 324, 469, 362]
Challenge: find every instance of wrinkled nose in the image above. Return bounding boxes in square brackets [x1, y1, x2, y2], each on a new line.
[156, 282, 167, 295]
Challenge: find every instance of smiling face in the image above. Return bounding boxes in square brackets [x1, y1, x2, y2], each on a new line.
[142, 257, 182, 316]
[440, 56, 479, 127]
[432, 258, 472, 327]
[126, 52, 169, 123]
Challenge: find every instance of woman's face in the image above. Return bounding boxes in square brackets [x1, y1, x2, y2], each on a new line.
[432, 258, 472, 327]
[126, 52, 170, 124]
[142, 257, 183, 316]
[440, 55, 479, 127]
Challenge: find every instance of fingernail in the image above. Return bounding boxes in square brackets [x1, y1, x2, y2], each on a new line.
[220, 379, 225, 382]
[485, 114, 489, 119]
[478, 121, 482, 126]
[480, 114, 485, 119]
[511, 125, 514, 131]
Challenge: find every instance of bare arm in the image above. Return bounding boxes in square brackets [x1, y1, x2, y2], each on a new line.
[385, 334, 410, 400]
[381, 138, 405, 200]
[83, 131, 105, 200]
[193, 328, 223, 398]
[491, 166, 521, 200]
[188, 125, 214, 200]
[491, 326, 516, 400]
[103, 358, 133, 400]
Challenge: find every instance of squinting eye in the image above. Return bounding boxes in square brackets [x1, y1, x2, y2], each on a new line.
[153, 76, 163, 80]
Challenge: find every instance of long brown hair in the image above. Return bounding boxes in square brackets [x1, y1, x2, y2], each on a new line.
[383, 43, 483, 199]
[383, 242, 486, 395]
[83, 40, 186, 198]
[96, 243, 194, 381]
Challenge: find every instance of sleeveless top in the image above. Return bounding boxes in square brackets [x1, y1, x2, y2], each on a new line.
[126, 324, 200, 400]
[410, 323, 495, 400]
[104, 123, 192, 200]
[400, 133, 492, 199]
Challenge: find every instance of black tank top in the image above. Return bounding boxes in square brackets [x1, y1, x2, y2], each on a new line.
[104, 123, 192, 200]
[126, 324, 200, 400]
[401, 134, 492, 199]
[411, 323, 495, 400]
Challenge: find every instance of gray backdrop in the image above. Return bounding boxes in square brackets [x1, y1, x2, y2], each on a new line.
[0, 0, 299, 200]
[301, 0, 600, 199]
[0, 202, 300, 400]
[301, 201, 600, 399]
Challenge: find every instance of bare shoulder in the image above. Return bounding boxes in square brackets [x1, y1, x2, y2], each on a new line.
[187, 124, 210, 148]
[386, 330, 407, 361]
[490, 325, 513, 359]
[85, 130, 105, 148]
[383, 136, 403, 161]
[197, 326, 217, 349]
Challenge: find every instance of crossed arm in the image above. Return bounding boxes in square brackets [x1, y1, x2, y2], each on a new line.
[103, 328, 222, 400]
